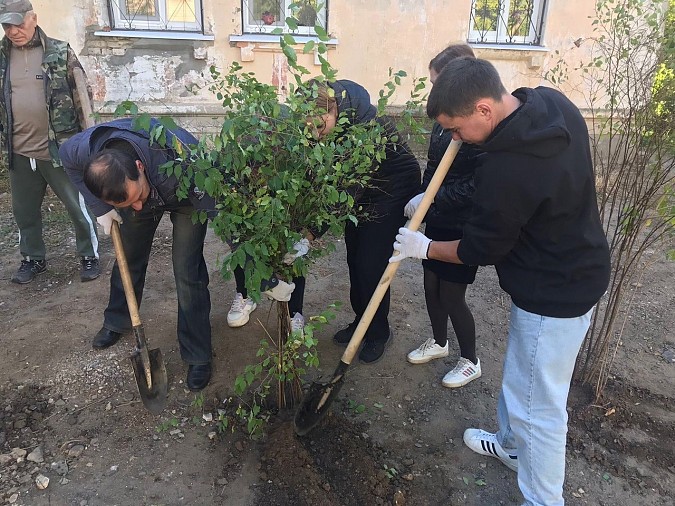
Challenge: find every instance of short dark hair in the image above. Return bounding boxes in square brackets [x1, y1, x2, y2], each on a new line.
[84, 149, 140, 203]
[427, 57, 507, 119]
[429, 43, 475, 74]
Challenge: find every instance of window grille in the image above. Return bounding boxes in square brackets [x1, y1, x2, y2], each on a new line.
[108, 0, 203, 32]
[468, 0, 546, 45]
[242, 0, 327, 36]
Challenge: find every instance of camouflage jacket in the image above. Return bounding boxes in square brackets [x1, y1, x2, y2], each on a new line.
[0, 26, 89, 169]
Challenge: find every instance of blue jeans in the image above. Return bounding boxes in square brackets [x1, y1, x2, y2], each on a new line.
[103, 204, 212, 365]
[497, 303, 593, 506]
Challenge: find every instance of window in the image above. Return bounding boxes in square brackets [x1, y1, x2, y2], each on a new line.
[468, 0, 546, 45]
[109, 0, 203, 32]
[242, 0, 327, 36]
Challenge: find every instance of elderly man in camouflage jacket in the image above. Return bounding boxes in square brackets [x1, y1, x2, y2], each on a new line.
[0, 0, 99, 284]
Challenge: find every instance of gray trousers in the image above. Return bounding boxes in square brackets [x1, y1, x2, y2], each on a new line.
[9, 153, 98, 261]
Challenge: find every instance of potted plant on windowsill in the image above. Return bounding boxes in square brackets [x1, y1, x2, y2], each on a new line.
[262, 11, 275, 25]
[296, 1, 317, 26]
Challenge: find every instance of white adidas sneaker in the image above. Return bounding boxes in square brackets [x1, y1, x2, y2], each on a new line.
[463, 428, 518, 472]
[442, 357, 481, 388]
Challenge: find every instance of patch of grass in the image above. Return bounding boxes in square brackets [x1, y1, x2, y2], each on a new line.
[346, 399, 366, 415]
[156, 417, 180, 432]
[191, 392, 205, 409]
[383, 464, 398, 480]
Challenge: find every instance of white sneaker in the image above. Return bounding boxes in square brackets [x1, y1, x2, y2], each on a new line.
[463, 428, 518, 472]
[442, 357, 481, 388]
[290, 312, 305, 337]
[407, 338, 449, 364]
[227, 293, 257, 328]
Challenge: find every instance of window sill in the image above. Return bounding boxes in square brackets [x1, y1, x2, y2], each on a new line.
[469, 43, 549, 52]
[94, 30, 215, 41]
[469, 44, 550, 69]
[229, 34, 338, 45]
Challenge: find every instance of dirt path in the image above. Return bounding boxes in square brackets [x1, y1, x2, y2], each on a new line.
[0, 189, 673, 506]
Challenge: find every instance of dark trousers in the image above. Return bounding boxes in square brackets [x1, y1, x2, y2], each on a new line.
[344, 211, 406, 342]
[10, 154, 98, 260]
[103, 204, 212, 365]
[288, 276, 305, 315]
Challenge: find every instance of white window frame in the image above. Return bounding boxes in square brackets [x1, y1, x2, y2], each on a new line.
[468, 0, 546, 45]
[242, 0, 327, 36]
[109, 0, 203, 32]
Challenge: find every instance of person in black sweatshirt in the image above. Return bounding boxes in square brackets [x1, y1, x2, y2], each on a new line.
[311, 79, 421, 364]
[404, 43, 482, 389]
[390, 58, 610, 505]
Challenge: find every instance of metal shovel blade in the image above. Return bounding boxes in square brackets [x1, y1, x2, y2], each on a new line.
[293, 361, 347, 436]
[130, 348, 168, 415]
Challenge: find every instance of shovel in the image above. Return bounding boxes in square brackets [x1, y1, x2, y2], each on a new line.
[73, 67, 168, 414]
[294, 139, 463, 436]
[110, 221, 169, 414]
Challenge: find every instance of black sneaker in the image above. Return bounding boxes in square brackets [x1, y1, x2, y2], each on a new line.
[358, 328, 393, 364]
[80, 256, 101, 282]
[333, 321, 358, 346]
[11, 259, 47, 284]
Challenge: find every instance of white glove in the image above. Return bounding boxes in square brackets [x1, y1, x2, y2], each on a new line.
[283, 238, 310, 265]
[96, 209, 123, 235]
[404, 193, 425, 219]
[263, 279, 296, 302]
[389, 227, 432, 263]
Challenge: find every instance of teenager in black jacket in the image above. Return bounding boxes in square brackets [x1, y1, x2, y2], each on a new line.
[391, 58, 610, 505]
[404, 44, 482, 389]
[312, 79, 421, 364]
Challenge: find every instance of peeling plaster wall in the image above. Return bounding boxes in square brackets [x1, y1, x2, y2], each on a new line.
[31, 0, 605, 123]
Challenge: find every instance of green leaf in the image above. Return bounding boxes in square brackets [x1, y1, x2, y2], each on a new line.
[462, 476, 469, 486]
[314, 25, 328, 40]
[303, 40, 315, 53]
[283, 34, 296, 46]
[282, 44, 297, 63]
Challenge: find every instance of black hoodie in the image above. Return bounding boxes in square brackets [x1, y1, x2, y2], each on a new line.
[328, 80, 421, 214]
[457, 87, 610, 318]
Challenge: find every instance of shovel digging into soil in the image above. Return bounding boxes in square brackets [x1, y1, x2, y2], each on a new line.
[110, 221, 168, 414]
[73, 68, 168, 414]
[294, 139, 463, 436]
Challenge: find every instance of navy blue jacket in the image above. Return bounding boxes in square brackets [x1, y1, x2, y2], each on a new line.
[60, 118, 214, 217]
[329, 80, 421, 214]
[457, 87, 610, 317]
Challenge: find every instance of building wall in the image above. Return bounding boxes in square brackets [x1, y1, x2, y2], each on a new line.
[32, 0, 600, 128]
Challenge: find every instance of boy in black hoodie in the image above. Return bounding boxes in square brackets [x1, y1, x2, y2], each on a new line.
[390, 58, 610, 505]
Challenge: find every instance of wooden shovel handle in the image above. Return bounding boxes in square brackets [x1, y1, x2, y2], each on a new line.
[110, 220, 142, 328]
[73, 69, 142, 328]
[72, 67, 95, 129]
[342, 139, 463, 364]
